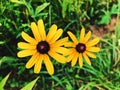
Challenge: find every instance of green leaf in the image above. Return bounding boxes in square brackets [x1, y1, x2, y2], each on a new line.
[35, 3, 50, 15]
[0, 72, 11, 90]
[65, 81, 73, 90]
[21, 77, 39, 90]
[89, 0, 93, 5]
[10, 0, 34, 16]
[51, 75, 64, 87]
[10, 0, 24, 4]
[111, 4, 118, 14]
[0, 56, 18, 66]
[59, 0, 73, 18]
[98, 11, 111, 24]
[61, 1, 68, 18]
[25, 2, 34, 17]
[0, 41, 5, 45]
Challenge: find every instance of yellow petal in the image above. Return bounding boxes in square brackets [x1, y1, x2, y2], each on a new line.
[87, 47, 100, 52]
[18, 42, 36, 49]
[31, 22, 41, 41]
[83, 53, 91, 65]
[43, 54, 54, 75]
[71, 53, 79, 67]
[86, 38, 100, 47]
[80, 26, 85, 43]
[49, 29, 63, 44]
[21, 32, 37, 44]
[52, 47, 70, 55]
[78, 54, 83, 68]
[17, 49, 36, 57]
[85, 51, 96, 58]
[67, 31, 78, 44]
[64, 42, 76, 47]
[67, 54, 74, 62]
[34, 55, 43, 74]
[67, 49, 76, 62]
[46, 24, 57, 42]
[51, 37, 68, 47]
[48, 51, 66, 63]
[37, 19, 46, 40]
[26, 52, 39, 69]
[84, 31, 91, 43]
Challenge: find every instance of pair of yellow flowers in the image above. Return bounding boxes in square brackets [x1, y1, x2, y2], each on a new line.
[17, 19, 100, 75]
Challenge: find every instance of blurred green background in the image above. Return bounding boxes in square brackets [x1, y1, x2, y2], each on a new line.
[0, 0, 120, 90]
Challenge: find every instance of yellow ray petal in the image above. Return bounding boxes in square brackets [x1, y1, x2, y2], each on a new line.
[80, 26, 85, 43]
[46, 24, 57, 42]
[31, 22, 41, 41]
[18, 42, 36, 49]
[79, 54, 83, 68]
[37, 19, 46, 40]
[21, 32, 37, 44]
[50, 37, 68, 47]
[67, 54, 73, 62]
[34, 55, 43, 74]
[17, 49, 36, 57]
[67, 49, 76, 62]
[87, 47, 100, 52]
[48, 51, 66, 63]
[63, 42, 76, 47]
[49, 29, 63, 44]
[43, 54, 54, 75]
[26, 52, 39, 69]
[71, 53, 79, 67]
[85, 51, 96, 58]
[52, 47, 70, 55]
[67, 31, 78, 44]
[83, 53, 91, 65]
[86, 38, 100, 47]
[84, 31, 91, 43]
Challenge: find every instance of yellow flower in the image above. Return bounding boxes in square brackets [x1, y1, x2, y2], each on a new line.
[17, 19, 68, 75]
[66, 27, 100, 67]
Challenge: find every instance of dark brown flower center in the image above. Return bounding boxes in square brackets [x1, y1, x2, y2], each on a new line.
[36, 41, 50, 54]
[75, 43, 86, 53]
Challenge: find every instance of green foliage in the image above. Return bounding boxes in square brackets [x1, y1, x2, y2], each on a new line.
[10, 0, 50, 20]
[0, 0, 120, 89]
[0, 41, 5, 45]
[98, 4, 118, 24]
[35, 3, 50, 17]
[0, 73, 39, 90]
[0, 56, 18, 65]
[21, 77, 39, 90]
[0, 73, 10, 90]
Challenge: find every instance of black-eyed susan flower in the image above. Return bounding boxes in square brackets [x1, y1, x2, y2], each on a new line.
[17, 19, 68, 75]
[66, 27, 100, 67]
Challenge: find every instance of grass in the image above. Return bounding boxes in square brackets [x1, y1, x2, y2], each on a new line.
[0, 0, 120, 90]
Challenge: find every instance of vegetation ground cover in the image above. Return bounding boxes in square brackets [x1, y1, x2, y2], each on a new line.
[0, 0, 120, 90]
